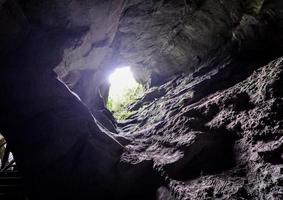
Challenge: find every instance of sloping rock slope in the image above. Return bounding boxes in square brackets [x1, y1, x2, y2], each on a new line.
[120, 57, 283, 200]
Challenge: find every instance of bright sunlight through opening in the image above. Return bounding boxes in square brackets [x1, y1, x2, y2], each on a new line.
[108, 66, 138, 100]
[107, 66, 144, 121]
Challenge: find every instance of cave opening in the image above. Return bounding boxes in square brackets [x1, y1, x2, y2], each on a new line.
[107, 66, 144, 121]
[1, 0, 283, 199]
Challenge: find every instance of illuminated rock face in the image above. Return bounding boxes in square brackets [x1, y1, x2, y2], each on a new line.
[120, 57, 283, 200]
[0, 0, 283, 200]
[2, 0, 282, 103]
[113, 0, 283, 86]
[0, 0, 124, 133]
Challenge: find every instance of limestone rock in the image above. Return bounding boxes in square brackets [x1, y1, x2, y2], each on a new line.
[1, 1, 283, 199]
[120, 57, 283, 200]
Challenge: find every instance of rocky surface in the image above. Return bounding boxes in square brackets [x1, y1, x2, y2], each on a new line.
[120, 57, 283, 199]
[3, 0, 283, 95]
[1, 0, 283, 199]
[113, 0, 283, 86]
[0, 0, 125, 132]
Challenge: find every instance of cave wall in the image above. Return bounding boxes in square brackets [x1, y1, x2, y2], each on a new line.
[113, 0, 243, 85]
[1, 0, 283, 199]
[0, 0, 29, 58]
[1, 0, 283, 105]
[120, 56, 283, 200]
[1, 0, 123, 101]
[113, 0, 283, 86]
[0, 0, 125, 132]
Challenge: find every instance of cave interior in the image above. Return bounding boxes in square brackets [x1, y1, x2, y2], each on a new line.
[0, 0, 283, 199]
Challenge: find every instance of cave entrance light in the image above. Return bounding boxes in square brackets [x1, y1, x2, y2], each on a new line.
[107, 66, 144, 121]
[108, 66, 138, 100]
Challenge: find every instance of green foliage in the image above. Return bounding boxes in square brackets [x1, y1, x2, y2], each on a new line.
[107, 85, 144, 121]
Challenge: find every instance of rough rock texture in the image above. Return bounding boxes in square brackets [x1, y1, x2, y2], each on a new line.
[0, 65, 161, 200]
[119, 57, 283, 199]
[1, 0, 283, 104]
[113, 0, 283, 86]
[0, 0, 124, 132]
[1, 0, 283, 200]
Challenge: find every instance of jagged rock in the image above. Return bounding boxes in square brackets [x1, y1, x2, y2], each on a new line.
[1, 0, 283, 200]
[1, 0, 283, 107]
[0, 66, 161, 200]
[129, 87, 167, 111]
[113, 0, 283, 85]
[120, 57, 283, 199]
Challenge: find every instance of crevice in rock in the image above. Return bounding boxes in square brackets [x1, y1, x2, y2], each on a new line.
[1, 1, 283, 200]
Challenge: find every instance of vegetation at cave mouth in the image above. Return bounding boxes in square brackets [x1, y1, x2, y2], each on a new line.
[107, 84, 144, 121]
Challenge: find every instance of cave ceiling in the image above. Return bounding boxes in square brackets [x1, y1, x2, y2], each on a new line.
[1, 0, 282, 97]
[2, 0, 280, 87]
[1, 1, 283, 199]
